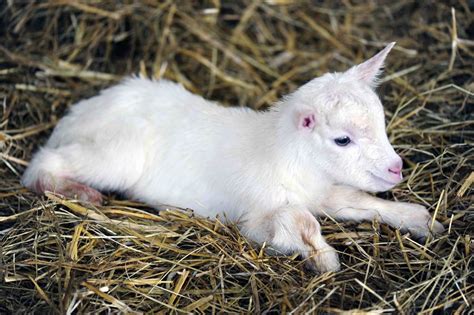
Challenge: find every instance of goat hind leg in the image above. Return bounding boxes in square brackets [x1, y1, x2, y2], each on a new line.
[22, 148, 103, 205]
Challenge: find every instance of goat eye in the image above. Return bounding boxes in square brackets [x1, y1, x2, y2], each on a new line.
[334, 136, 351, 146]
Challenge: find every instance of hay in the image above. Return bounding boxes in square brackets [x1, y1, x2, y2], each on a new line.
[0, 1, 472, 313]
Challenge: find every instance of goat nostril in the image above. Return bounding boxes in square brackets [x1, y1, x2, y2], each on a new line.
[388, 158, 403, 177]
[389, 168, 400, 175]
[388, 167, 403, 180]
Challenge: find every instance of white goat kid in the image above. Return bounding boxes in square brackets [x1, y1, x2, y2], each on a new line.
[22, 43, 444, 272]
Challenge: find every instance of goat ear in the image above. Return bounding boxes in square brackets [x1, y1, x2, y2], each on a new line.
[296, 110, 316, 131]
[348, 42, 395, 87]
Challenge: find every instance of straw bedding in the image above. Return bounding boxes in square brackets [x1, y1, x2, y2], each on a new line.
[0, 1, 472, 313]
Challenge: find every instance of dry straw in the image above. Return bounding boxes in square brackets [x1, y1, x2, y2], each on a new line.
[0, 1, 472, 313]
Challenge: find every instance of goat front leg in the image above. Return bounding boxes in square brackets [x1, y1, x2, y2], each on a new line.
[321, 185, 444, 240]
[242, 206, 340, 273]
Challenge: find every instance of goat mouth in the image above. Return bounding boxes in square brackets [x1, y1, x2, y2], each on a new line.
[369, 172, 399, 186]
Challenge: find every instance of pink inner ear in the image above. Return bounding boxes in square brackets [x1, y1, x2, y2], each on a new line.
[299, 112, 316, 130]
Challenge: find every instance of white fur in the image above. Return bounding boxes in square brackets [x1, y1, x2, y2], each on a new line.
[22, 43, 443, 272]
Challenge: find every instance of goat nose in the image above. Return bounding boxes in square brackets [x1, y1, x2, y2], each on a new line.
[388, 158, 403, 177]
